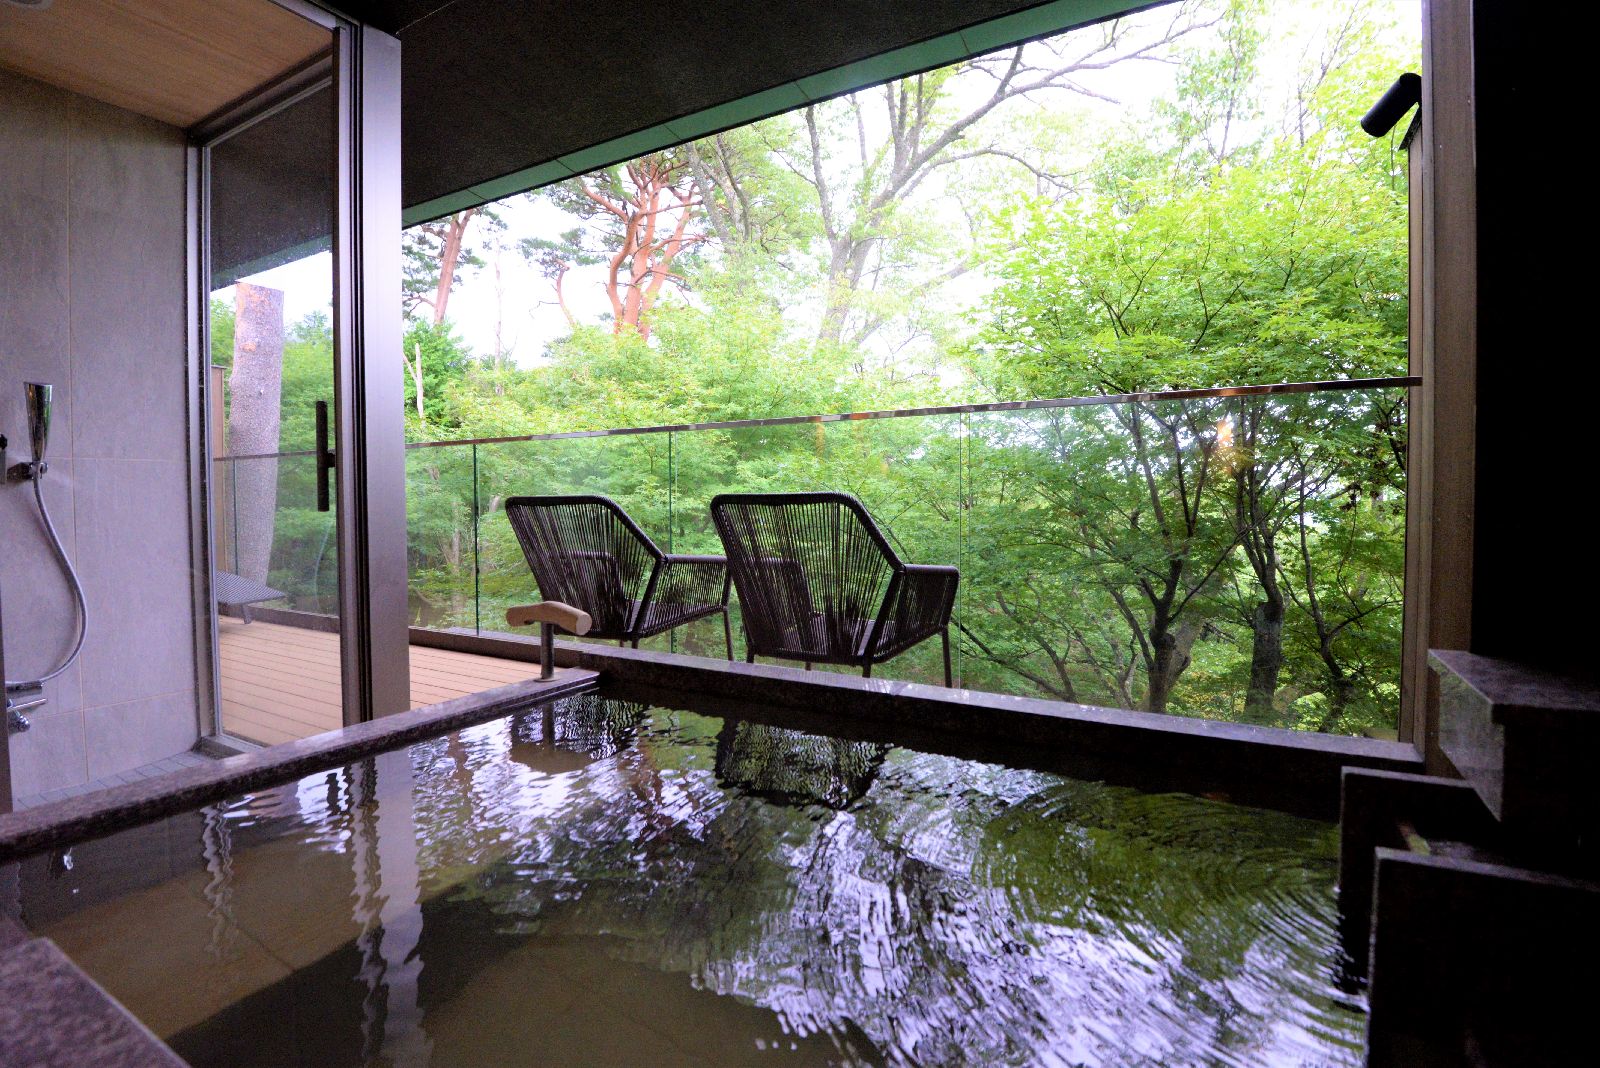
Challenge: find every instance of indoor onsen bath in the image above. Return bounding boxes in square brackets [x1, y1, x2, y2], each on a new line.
[6, 684, 1365, 1068]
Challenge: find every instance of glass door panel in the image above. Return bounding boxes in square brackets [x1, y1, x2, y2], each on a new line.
[206, 75, 343, 745]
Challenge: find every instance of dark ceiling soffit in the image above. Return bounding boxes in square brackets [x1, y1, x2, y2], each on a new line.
[401, 0, 1161, 226]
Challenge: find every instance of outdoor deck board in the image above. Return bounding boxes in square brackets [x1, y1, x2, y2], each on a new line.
[217, 619, 548, 746]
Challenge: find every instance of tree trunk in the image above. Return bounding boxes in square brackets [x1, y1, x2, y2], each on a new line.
[1243, 594, 1285, 724]
[406, 341, 425, 419]
[1143, 610, 1201, 715]
[1146, 630, 1180, 714]
[1229, 400, 1288, 724]
[581, 159, 704, 340]
[432, 209, 474, 326]
[816, 238, 873, 349]
[1317, 674, 1358, 734]
[227, 283, 285, 585]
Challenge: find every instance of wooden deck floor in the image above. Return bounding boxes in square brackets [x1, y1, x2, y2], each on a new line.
[217, 619, 559, 746]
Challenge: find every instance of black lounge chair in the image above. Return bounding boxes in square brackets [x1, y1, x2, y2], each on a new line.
[709, 491, 959, 685]
[503, 495, 732, 655]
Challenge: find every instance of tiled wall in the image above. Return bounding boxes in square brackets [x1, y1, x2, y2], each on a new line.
[0, 69, 198, 797]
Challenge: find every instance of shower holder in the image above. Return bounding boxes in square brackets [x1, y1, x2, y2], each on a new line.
[6, 459, 46, 483]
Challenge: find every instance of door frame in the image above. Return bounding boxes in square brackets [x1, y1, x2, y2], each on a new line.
[186, 4, 408, 742]
[332, 19, 409, 724]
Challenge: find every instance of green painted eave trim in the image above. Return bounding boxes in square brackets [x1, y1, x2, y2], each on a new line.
[403, 0, 1155, 226]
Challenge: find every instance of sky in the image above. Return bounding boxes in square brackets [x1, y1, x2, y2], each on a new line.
[226, 1, 1420, 370]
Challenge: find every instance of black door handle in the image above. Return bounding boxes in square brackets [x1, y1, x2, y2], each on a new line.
[315, 400, 334, 512]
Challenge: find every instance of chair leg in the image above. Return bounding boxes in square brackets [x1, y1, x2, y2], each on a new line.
[804, 662, 811, 671]
[746, 649, 755, 664]
[942, 627, 953, 688]
[722, 609, 733, 661]
[862, 662, 872, 679]
[631, 638, 639, 649]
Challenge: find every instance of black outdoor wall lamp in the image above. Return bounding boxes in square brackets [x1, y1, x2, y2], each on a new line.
[1361, 72, 1423, 137]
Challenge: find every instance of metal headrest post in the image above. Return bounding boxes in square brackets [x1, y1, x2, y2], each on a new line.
[540, 622, 556, 680]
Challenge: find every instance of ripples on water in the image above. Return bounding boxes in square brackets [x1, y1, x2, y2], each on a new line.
[30, 693, 1368, 1067]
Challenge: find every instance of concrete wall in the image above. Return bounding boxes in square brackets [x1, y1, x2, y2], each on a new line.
[0, 69, 198, 798]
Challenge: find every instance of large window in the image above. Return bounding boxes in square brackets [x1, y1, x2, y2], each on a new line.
[399, 0, 1421, 736]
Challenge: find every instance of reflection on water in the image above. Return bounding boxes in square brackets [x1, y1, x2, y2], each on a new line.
[715, 720, 890, 809]
[17, 692, 1365, 1067]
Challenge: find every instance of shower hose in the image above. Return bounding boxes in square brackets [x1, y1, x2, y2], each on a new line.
[5, 474, 88, 691]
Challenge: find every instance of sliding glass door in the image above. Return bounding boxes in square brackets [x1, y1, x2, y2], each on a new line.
[195, 5, 407, 746]
[205, 72, 344, 744]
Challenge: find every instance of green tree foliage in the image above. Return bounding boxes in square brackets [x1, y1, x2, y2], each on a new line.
[962, 0, 1410, 729]
[208, 298, 235, 368]
[403, 320, 474, 433]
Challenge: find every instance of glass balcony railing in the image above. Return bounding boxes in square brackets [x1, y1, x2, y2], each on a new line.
[216, 376, 1416, 737]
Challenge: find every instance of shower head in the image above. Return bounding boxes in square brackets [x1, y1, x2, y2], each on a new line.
[25, 382, 52, 466]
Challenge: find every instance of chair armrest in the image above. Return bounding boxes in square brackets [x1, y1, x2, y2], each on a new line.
[653, 554, 730, 607]
[896, 564, 961, 625]
[863, 563, 959, 658]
